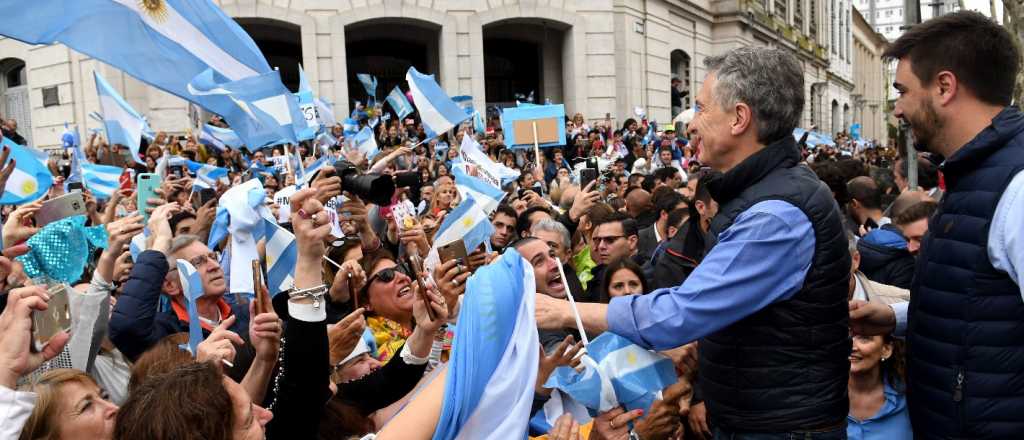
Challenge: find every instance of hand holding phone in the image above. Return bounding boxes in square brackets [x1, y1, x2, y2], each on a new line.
[136, 173, 162, 220]
[31, 283, 72, 353]
[403, 254, 436, 321]
[35, 192, 86, 227]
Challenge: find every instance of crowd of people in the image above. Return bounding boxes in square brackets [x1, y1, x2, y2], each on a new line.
[0, 10, 1021, 440]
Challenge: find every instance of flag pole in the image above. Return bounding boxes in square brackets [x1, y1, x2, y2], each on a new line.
[555, 257, 590, 346]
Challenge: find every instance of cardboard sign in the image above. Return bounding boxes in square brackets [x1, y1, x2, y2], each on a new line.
[501, 104, 566, 148]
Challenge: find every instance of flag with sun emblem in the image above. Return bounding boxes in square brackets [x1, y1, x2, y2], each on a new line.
[422, 194, 494, 273]
[0, 136, 53, 205]
[0, 0, 271, 104]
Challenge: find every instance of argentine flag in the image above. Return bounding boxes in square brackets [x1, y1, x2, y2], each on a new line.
[431, 247, 539, 440]
[315, 98, 336, 127]
[406, 67, 471, 139]
[0, 0, 271, 104]
[0, 137, 53, 205]
[423, 194, 494, 273]
[353, 127, 379, 160]
[175, 259, 206, 355]
[452, 167, 505, 215]
[386, 86, 413, 120]
[295, 65, 318, 141]
[297, 154, 335, 187]
[188, 69, 306, 149]
[81, 162, 123, 199]
[94, 72, 146, 165]
[342, 118, 359, 140]
[185, 160, 228, 189]
[263, 218, 297, 296]
[356, 73, 378, 101]
[459, 134, 519, 188]
[545, 332, 677, 415]
[199, 124, 244, 152]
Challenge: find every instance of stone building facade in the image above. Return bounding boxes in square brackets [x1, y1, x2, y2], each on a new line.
[851, 6, 888, 143]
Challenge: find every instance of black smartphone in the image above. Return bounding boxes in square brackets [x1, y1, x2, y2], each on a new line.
[67, 182, 84, 192]
[580, 168, 598, 190]
[863, 217, 879, 232]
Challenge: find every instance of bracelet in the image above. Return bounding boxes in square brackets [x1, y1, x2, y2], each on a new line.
[628, 429, 642, 440]
[288, 284, 328, 310]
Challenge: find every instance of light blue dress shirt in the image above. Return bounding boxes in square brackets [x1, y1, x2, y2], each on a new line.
[607, 200, 815, 350]
[893, 169, 1024, 335]
[846, 380, 913, 440]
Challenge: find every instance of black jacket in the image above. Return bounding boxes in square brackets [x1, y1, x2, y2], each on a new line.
[856, 224, 915, 289]
[649, 220, 707, 290]
[699, 136, 851, 432]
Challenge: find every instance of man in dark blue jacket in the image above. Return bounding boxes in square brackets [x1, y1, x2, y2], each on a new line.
[109, 205, 251, 368]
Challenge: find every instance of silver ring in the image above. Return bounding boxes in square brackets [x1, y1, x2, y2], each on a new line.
[453, 278, 460, 286]
[311, 213, 320, 225]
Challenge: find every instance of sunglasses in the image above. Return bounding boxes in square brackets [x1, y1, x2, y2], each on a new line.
[357, 264, 412, 299]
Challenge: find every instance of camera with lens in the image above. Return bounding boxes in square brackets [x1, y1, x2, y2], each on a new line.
[332, 160, 396, 206]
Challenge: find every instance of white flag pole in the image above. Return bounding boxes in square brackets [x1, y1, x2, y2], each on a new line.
[555, 257, 590, 346]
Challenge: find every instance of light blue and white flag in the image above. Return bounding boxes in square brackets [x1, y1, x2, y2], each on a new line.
[342, 118, 359, 140]
[81, 162, 123, 199]
[452, 95, 474, 116]
[431, 247, 538, 440]
[353, 126, 379, 160]
[0, 0, 271, 104]
[356, 73, 378, 101]
[458, 134, 519, 188]
[315, 98, 336, 127]
[406, 67, 471, 139]
[545, 332, 677, 415]
[263, 218, 297, 296]
[62, 124, 85, 186]
[297, 154, 335, 187]
[94, 72, 146, 165]
[473, 111, 486, 134]
[199, 124, 244, 152]
[129, 228, 149, 262]
[185, 159, 228, 189]
[423, 194, 494, 273]
[0, 137, 53, 205]
[208, 178, 276, 295]
[175, 259, 206, 355]
[386, 86, 413, 120]
[294, 65, 318, 141]
[452, 167, 505, 215]
[529, 390, 593, 435]
[187, 69, 306, 149]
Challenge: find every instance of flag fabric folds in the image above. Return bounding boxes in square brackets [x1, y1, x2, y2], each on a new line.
[315, 98, 336, 128]
[545, 332, 677, 415]
[353, 127, 379, 160]
[187, 69, 306, 149]
[208, 178, 275, 295]
[295, 65, 318, 141]
[263, 218, 297, 296]
[0, 0, 271, 104]
[356, 73, 378, 101]
[0, 136, 54, 205]
[199, 124, 244, 151]
[458, 135, 519, 188]
[386, 86, 413, 120]
[94, 72, 146, 165]
[81, 162, 124, 199]
[185, 160, 228, 189]
[406, 67, 471, 139]
[176, 259, 206, 355]
[431, 247, 539, 440]
[452, 167, 505, 215]
[423, 194, 494, 273]
[342, 119, 359, 140]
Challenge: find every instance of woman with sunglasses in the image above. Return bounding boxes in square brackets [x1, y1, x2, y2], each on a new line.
[358, 248, 450, 363]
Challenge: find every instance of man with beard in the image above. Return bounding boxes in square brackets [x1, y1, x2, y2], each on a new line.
[513, 237, 576, 353]
[849, 11, 1024, 438]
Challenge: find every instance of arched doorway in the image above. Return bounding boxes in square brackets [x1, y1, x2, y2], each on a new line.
[670, 50, 691, 111]
[235, 18, 302, 92]
[483, 19, 568, 108]
[345, 19, 441, 107]
[842, 103, 850, 135]
[831, 99, 840, 136]
[0, 58, 30, 145]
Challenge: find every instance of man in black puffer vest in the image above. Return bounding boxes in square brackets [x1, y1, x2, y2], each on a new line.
[534, 47, 851, 438]
[849, 12, 1024, 439]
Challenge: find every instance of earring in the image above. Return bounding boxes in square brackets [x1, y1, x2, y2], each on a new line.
[881, 357, 888, 362]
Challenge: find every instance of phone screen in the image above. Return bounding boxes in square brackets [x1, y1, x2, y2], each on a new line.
[579, 168, 598, 189]
[32, 283, 71, 352]
[136, 173, 162, 220]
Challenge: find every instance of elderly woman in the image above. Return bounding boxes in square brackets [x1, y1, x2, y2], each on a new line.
[847, 333, 911, 439]
[18, 369, 119, 440]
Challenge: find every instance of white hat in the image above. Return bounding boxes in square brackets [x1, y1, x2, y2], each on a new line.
[340, 337, 370, 366]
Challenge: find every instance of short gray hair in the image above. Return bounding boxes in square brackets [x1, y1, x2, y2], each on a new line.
[530, 218, 571, 252]
[703, 47, 804, 144]
[170, 234, 202, 256]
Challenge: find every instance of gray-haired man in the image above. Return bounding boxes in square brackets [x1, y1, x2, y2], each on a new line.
[535, 47, 851, 438]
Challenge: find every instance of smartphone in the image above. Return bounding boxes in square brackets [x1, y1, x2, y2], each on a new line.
[580, 168, 598, 190]
[403, 254, 436, 321]
[36, 191, 86, 227]
[196, 188, 217, 209]
[67, 181, 84, 192]
[438, 240, 469, 265]
[250, 260, 264, 311]
[136, 173, 162, 220]
[31, 283, 71, 353]
[863, 217, 879, 232]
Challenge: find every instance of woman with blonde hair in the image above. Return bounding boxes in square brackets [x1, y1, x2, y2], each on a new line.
[19, 369, 119, 440]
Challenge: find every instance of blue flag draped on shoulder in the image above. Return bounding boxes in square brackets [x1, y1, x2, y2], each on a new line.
[188, 69, 306, 149]
[0, 136, 53, 205]
[94, 72, 146, 165]
[386, 86, 413, 120]
[406, 67, 471, 139]
[0, 0, 271, 104]
[81, 162, 124, 199]
[431, 248, 539, 440]
[176, 259, 206, 355]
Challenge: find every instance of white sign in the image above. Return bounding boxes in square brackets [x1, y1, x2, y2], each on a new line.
[273, 185, 298, 223]
[300, 102, 319, 128]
